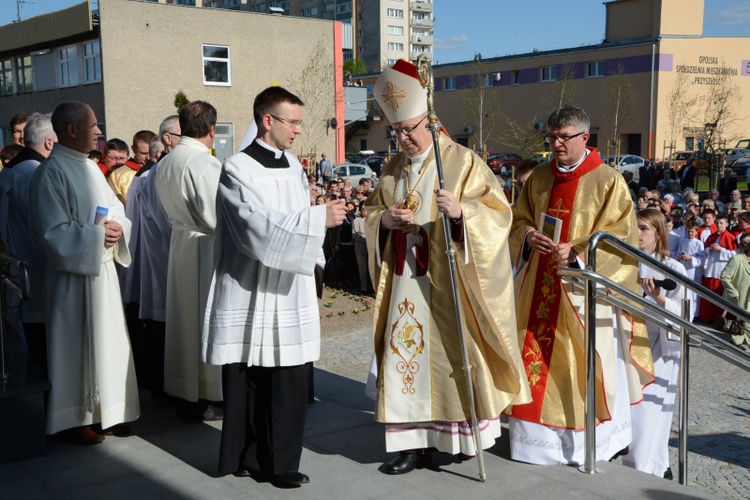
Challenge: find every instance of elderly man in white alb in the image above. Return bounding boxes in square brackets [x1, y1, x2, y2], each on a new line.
[365, 60, 530, 475]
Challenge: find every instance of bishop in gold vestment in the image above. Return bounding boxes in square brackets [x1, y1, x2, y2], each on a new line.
[366, 60, 530, 475]
[507, 105, 654, 465]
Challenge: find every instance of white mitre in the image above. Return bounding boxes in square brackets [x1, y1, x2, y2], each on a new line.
[373, 59, 428, 124]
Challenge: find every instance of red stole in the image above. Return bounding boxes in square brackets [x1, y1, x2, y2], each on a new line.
[512, 148, 605, 423]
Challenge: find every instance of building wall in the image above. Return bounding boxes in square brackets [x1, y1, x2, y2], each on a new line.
[352, 34, 750, 161]
[99, 0, 339, 159]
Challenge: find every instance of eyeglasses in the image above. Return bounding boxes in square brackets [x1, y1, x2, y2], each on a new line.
[389, 115, 427, 140]
[270, 115, 304, 129]
[545, 131, 585, 144]
[168, 132, 181, 138]
[104, 153, 127, 164]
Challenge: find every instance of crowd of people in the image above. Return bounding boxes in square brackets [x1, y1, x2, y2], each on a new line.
[0, 57, 748, 490]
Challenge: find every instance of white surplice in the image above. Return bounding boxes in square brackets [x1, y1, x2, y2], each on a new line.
[29, 144, 139, 433]
[154, 137, 223, 402]
[202, 142, 325, 367]
[622, 256, 688, 477]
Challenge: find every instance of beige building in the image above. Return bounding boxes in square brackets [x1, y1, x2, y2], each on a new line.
[0, 0, 344, 161]
[351, 0, 750, 164]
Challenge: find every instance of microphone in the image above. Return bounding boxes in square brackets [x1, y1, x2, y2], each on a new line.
[653, 279, 677, 291]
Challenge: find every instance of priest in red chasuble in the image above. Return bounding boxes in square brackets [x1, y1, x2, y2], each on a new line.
[507, 105, 654, 465]
[364, 59, 530, 475]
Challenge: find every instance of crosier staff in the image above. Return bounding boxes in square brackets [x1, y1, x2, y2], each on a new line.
[416, 54, 486, 482]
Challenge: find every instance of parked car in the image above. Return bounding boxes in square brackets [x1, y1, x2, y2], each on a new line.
[718, 148, 750, 167]
[604, 154, 645, 182]
[333, 163, 374, 184]
[731, 155, 750, 178]
[486, 153, 523, 174]
[664, 151, 711, 171]
[345, 153, 364, 164]
[362, 155, 386, 176]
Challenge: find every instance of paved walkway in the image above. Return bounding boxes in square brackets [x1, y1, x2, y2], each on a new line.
[2, 320, 746, 499]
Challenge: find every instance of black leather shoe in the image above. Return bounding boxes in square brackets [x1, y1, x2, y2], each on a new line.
[664, 467, 674, 481]
[384, 453, 420, 475]
[232, 467, 253, 478]
[271, 471, 309, 488]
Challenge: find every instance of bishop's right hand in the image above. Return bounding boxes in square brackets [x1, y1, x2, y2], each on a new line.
[325, 199, 347, 228]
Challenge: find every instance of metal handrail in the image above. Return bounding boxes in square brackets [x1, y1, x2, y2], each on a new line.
[1, 250, 31, 381]
[0, 251, 30, 301]
[558, 269, 750, 372]
[564, 230, 750, 485]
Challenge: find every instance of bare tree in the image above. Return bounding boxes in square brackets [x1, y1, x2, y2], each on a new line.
[700, 62, 743, 187]
[459, 59, 503, 152]
[542, 61, 578, 113]
[289, 37, 341, 159]
[664, 68, 691, 160]
[602, 64, 636, 156]
[495, 113, 546, 160]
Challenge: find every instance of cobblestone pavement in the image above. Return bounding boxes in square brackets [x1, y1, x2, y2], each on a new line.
[666, 347, 750, 498]
[316, 297, 750, 499]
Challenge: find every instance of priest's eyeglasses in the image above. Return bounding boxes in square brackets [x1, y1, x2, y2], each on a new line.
[270, 115, 304, 129]
[388, 115, 428, 140]
[545, 132, 585, 144]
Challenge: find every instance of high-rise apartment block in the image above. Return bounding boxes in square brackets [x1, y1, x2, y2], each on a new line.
[240, 1, 434, 72]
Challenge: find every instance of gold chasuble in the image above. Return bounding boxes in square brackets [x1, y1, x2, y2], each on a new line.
[508, 148, 654, 430]
[365, 134, 531, 429]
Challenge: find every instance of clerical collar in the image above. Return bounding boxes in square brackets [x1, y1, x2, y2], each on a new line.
[556, 149, 590, 173]
[242, 139, 290, 169]
[407, 144, 433, 173]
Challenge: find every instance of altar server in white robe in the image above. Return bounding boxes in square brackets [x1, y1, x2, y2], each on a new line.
[623, 209, 688, 478]
[155, 102, 223, 419]
[203, 86, 346, 487]
[29, 101, 139, 444]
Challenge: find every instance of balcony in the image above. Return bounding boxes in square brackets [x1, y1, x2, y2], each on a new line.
[411, 50, 432, 61]
[411, 34, 433, 44]
[411, 17, 434, 27]
[411, 1, 434, 11]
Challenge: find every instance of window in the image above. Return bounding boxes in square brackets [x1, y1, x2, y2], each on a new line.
[58, 45, 79, 87]
[387, 42, 404, 52]
[33, 51, 55, 91]
[387, 8, 403, 18]
[387, 58, 397, 66]
[412, 11, 430, 20]
[0, 59, 12, 95]
[587, 61, 603, 78]
[14, 55, 32, 92]
[511, 70, 520, 85]
[685, 137, 695, 151]
[83, 41, 101, 83]
[444, 76, 456, 91]
[480, 74, 490, 88]
[540, 65, 556, 82]
[325, 3, 334, 12]
[350, 166, 366, 176]
[310, 6, 318, 15]
[202, 44, 231, 85]
[387, 25, 403, 36]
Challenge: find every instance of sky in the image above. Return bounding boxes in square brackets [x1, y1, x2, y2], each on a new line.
[5, 0, 750, 64]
